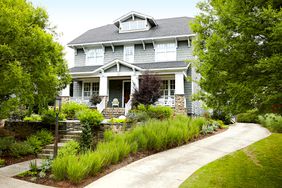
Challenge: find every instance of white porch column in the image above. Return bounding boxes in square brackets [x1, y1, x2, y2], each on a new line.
[130, 75, 139, 94]
[99, 75, 108, 96]
[175, 72, 184, 94]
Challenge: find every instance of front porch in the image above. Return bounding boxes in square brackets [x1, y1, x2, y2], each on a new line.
[69, 59, 188, 115]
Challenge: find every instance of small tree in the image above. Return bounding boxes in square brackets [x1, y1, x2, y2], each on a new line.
[132, 72, 162, 107]
[79, 122, 92, 152]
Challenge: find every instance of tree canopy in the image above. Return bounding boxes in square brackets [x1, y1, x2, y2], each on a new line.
[191, 0, 282, 114]
[0, 0, 71, 119]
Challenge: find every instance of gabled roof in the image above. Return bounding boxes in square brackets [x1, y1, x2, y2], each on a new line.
[69, 60, 189, 74]
[68, 17, 194, 46]
[113, 11, 157, 28]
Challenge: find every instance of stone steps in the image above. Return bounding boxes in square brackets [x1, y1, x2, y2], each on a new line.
[103, 108, 125, 119]
[38, 121, 82, 159]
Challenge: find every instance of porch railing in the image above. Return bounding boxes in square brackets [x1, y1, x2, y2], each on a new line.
[125, 98, 132, 116]
[97, 97, 106, 113]
[69, 97, 90, 105]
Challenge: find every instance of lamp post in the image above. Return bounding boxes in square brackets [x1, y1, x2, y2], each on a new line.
[53, 96, 62, 158]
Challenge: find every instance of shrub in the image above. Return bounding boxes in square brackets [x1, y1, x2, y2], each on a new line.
[67, 155, 88, 184]
[23, 114, 42, 122]
[34, 130, 53, 145]
[9, 142, 34, 157]
[80, 152, 103, 176]
[26, 135, 43, 153]
[0, 136, 15, 153]
[258, 113, 282, 133]
[126, 111, 149, 123]
[52, 155, 71, 180]
[41, 109, 66, 124]
[0, 158, 5, 167]
[62, 102, 88, 120]
[79, 122, 92, 152]
[212, 110, 232, 124]
[146, 105, 173, 120]
[237, 109, 259, 123]
[58, 140, 80, 158]
[76, 109, 104, 126]
[90, 94, 101, 106]
[109, 118, 126, 124]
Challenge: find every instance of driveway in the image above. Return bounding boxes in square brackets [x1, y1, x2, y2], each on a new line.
[86, 123, 270, 188]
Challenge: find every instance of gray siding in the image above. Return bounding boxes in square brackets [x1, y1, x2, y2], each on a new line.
[105, 65, 117, 73]
[73, 81, 82, 97]
[184, 67, 192, 114]
[108, 80, 123, 107]
[177, 41, 193, 61]
[74, 41, 193, 67]
[104, 46, 123, 63]
[74, 49, 86, 67]
[134, 43, 155, 63]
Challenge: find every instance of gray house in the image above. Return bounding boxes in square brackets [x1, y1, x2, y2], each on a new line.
[67, 11, 201, 116]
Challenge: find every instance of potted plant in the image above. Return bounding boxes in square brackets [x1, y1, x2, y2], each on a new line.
[90, 94, 101, 107]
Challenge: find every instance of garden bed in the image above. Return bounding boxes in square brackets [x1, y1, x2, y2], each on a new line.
[14, 127, 227, 187]
[1, 154, 36, 167]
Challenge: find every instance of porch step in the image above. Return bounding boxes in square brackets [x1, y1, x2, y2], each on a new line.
[102, 108, 125, 119]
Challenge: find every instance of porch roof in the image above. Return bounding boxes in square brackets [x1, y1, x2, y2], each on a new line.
[69, 61, 189, 74]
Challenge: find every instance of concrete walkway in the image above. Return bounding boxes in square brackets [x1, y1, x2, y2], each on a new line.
[86, 123, 270, 188]
[0, 159, 52, 188]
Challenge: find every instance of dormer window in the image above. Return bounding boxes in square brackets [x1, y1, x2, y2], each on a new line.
[120, 20, 147, 31]
[86, 48, 104, 65]
[114, 11, 157, 33]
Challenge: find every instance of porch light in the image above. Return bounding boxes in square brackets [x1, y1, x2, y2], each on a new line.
[53, 96, 62, 158]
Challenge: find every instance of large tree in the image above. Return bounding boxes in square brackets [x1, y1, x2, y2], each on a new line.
[0, 0, 71, 119]
[191, 0, 282, 114]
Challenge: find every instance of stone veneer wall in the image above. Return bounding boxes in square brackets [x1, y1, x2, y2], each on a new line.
[175, 94, 186, 115]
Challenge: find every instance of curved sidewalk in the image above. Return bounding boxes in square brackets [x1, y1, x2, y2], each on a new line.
[86, 123, 270, 188]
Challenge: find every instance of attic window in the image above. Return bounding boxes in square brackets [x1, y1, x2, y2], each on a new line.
[120, 20, 147, 31]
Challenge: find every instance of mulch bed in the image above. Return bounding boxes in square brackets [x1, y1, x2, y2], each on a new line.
[14, 128, 227, 188]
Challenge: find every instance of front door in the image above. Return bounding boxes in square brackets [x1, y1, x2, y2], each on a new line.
[123, 81, 131, 107]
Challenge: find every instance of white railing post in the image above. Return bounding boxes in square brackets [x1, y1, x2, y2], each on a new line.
[125, 98, 132, 116]
[97, 97, 106, 113]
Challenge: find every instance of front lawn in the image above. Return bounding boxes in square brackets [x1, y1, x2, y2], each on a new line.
[180, 133, 282, 188]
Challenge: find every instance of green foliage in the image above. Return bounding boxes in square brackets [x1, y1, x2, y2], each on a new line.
[90, 94, 101, 106]
[62, 102, 88, 120]
[51, 116, 209, 183]
[29, 160, 38, 172]
[23, 114, 42, 122]
[127, 104, 173, 122]
[51, 155, 71, 180]
[9, 142, 34, 157]
[41, 109, 66, 124]
[109, 118, 126, 124]
[79, 122, 92, 152]
[258, 114, 282, 133]
[0, 0, 71, 119]
[211, 110, 232, 125]
[58, 140, 80, 158]
[66, 155, 88, 184]
[191, 0, 282, 114]
[34, 130, 53, 145]
[76, 109, 104, 126]
[0, 158, 4, 167]
[26, 135, 43, 153]
[0, 136, 15, 152]
[237, 109, 260, 123]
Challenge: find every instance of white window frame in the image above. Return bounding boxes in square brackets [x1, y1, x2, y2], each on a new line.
[86, 48, 104, 65]
[82, 82, 100, 99]
[120, 20, 147, 32]
[160, 79, 175, 106]
[123, 45, 134, 63]
[155, 43, 177, 62]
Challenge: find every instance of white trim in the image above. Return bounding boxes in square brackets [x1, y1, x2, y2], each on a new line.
[123, 45, 135, 63]
[68, 34, 196, 47]
[113, 11, 157, 26]
[141, 40, 146, 50]
[122, 80, 131, 108]
[110, 43, 115, 52]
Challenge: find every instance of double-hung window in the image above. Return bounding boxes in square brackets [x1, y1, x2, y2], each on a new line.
[160, 80, 175, 106]
[124, 45, 134, 63]
[155, 43, 176, 62]
[83, 82, 99, 98]
[86, 48, 104, 65]
[120, 20, 147, 31]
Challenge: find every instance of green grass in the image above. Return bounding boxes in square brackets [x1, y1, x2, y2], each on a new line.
[180, 133, 282, 188]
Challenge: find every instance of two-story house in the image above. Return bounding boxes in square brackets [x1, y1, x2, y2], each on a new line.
[67, 11, 202, 116]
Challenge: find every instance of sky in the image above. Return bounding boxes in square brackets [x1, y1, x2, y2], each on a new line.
[29, 0, 202, 68]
